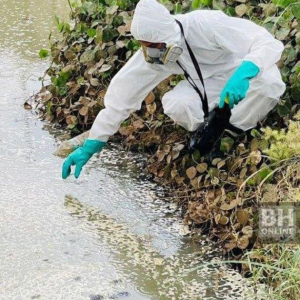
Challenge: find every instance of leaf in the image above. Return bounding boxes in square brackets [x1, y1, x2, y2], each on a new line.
[79, 97, 90, 106]
[119, 126, 134, 136]
[225, 240, 237, 251]
[174, 3, 182, 14]
[272, 0, 296, 8]
[208, 167, 219, 177]
[66, 115, 78, 125]
[117, 25, 127, 35]
[98, 89, 107, 98]
[219, 215, 229, 225]
[186, 167, 197, 180]
[106, 4, 119, 15]
[291, 3, 300, 19]
[64, 49, 75, 60]
[133, 119, 145, 130]
[157, 150, 166, 162]
[102, 28, 118, 42]
[196, 163, 208, 173]
[275, 27, 290, 41]
[201, 0, 212, 6]
[145, 92, 155, 105]
[217, 160, 226, 169]
[211, 176, 220, 185]
[242, 225, 253, 237]
[220, 199, 238, 211]
[258, 165, 273, 183]
[80, 49, 95, 63]
[62, 65, 74, 73]
[116, 40, 126, 48]
[39, 49, 49, 59]
[147, 103, 157, 114]
[249, 150, 262, 165]
[237, 235, 249, 250]
[79, 106, 88, 116]
[220, 137, 234, 153]
[212, 158, 222, 166]
[90, 78, 100, 87]
[239, 167, 248, 179]
[192, 0, 201, 9]
[173, 144, 185, 152]
[235, 4, 248, 17]
[86, 28, 96, 38]
[259, 3, 277, 16]
[99, 64, 112, 73]
[236, 210, 249, 225]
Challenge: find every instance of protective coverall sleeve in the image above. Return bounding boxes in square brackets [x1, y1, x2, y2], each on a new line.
[211, 12, 284, 75]
[88, 50, 173, 141]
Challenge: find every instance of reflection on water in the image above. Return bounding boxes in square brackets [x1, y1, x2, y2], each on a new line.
[0, 0, 259, 299]
[65, 195, 254, 300]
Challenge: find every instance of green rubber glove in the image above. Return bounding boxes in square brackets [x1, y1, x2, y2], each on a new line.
[62, 139, 106, 179]
[219, 61, 260, 109]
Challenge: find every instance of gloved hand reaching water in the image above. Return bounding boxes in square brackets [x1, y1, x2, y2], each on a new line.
[62, 139, 106, 179]
[219, 61, 260, 109]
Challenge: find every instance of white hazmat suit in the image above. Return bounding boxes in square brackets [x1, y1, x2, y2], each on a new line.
[89, 0, 286, 141]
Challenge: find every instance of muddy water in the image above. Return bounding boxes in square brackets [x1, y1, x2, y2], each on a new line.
[0, 1, 255, 299]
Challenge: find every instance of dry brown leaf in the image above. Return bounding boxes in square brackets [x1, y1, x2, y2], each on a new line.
[217, 160, 226, 169]
[157, 150, 166, 162]
[147, 102, 157, 114]
[79, 96, 90, 106]
[220, 199, 238, 211]
[224, 240, 237, 251]
[236, 210, 249, 225]
[250, 150, 262, 165]
[116, 40, 126, 48]
[196, 163, 208, 173]
[117, 25, 127, 35]
[190, 177, 199, 188]
[90, 78, 100, 87]
[145, 91, 155, 105]
[211, 177, 220, 185]
[212, 158, 222, 166]
[219, 215, 229, 225]
[239, 167, 248, 179]
[171, 168, 178, 179]
[171, 150, 180, 161]
[119, 126, 134, 136]
[242, 226, 253, 237]
[99, 64, 112, 73]
[186, 166, 197, 180]
[98, 89, 107, 98]
[79, 106, 89, 116]
[237, 235, 249, 249]
[133, 119, 145, 130]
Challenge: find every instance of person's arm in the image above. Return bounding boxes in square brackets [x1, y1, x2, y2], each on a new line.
[89, 50, 174, 141]
[210, 11, 284, 75]
[62, 50, 175, 179]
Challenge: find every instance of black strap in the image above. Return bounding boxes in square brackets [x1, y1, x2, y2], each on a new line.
[175, 19, 209, 119]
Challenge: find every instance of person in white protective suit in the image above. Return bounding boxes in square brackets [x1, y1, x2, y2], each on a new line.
[62, 0, 286, 179]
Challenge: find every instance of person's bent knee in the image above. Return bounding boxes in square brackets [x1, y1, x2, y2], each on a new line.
[162, 93, 202, 132]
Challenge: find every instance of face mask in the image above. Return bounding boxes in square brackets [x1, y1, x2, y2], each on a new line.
[142, 43, 183, 67]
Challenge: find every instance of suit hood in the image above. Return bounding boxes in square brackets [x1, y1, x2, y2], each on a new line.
[130, 0, 181, 45]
